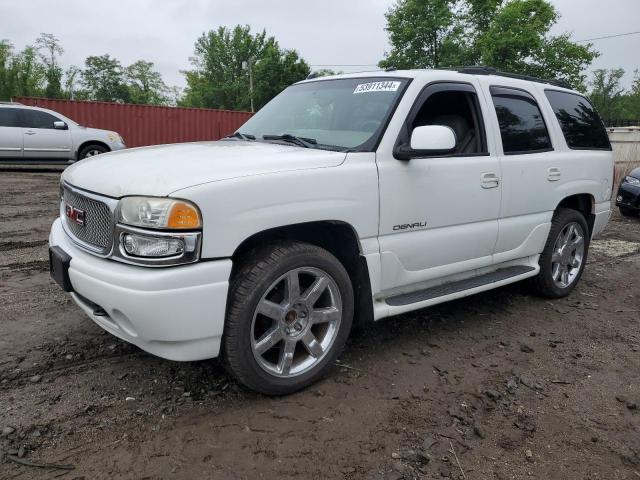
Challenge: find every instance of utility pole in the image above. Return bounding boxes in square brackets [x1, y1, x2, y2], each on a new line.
[243, 58, 255, 113]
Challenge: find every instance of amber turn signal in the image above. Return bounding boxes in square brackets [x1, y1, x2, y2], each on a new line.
[167, 202, 201, 229]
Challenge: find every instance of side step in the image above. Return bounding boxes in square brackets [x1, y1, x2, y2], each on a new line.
[385, 266, 536, 307]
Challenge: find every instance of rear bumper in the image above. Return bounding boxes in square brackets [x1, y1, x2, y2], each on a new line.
[49, 218, 232, 361]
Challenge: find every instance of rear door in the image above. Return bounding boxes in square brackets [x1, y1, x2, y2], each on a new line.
[20, 109, 72, 160]
[0, 108, 23, 159]
[481, 84, 559, 263]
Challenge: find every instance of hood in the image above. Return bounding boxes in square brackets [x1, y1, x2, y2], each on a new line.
[62, 140, 347, 197]
[630, 167, 640, 180]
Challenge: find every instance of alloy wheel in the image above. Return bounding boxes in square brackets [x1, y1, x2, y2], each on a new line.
[551, 222, 585, 288]
[250, 267, 342, 378]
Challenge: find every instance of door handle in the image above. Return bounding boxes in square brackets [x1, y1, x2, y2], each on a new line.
[481, 172, 500, 189]
[24, 130, 36, 135]
[548, 167, 561, 181]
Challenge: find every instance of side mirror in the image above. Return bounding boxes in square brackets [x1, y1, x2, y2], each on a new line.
[410, 125, 456, 152]
[53, 121, 68, 130]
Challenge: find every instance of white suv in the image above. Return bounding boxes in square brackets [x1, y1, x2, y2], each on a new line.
[49, 68, 613, 394]
[0, 103, 125, 163]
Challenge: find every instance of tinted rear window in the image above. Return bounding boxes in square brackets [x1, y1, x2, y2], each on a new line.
[491, 87, 552, 154]
[544, 90, 611, 150]
[0, 108, 19, 127]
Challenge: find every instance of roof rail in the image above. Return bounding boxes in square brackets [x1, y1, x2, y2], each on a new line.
[0, 101, 23, 105]
[456, 66, 572, 89]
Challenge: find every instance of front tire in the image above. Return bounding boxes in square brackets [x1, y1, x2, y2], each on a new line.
[532, 208, 589, 298]
[79, 144, 107, 159]
[223, 241, 354, 395]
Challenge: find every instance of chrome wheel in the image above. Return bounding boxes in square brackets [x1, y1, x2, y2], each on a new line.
[84, 149, 103, 158]
[551, 222, 585, 288]
[250, 267, 342, 378]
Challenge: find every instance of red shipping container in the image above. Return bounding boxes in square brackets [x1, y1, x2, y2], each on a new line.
[13, 97, 253, 148]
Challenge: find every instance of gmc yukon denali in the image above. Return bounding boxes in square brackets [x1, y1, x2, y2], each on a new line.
[49, 68, 613, 395]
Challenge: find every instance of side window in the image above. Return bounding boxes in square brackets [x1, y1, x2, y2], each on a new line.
[0, 108, 19, 127]
[490, 87, 552, 154]
[410, 89, 487, 155]
[20, 109, 60, 129]
[544, 90, 611, 150]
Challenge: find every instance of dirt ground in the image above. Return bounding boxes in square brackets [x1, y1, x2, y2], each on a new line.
[1, 169, 639, 480]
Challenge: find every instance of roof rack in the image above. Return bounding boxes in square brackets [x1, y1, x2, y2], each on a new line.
[456, 66, 571, 89]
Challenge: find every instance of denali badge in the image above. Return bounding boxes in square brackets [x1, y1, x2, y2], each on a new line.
[393, 221, 427, 231]
[65, 204, 85, 226]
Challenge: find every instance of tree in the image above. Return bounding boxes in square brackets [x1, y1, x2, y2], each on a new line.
[125, 60, 169, 105]
[35, 33, 64, 98]
[476, 0, 596, 87]
[379, 0, 461, 69]
[380, 0, 597, 89]
[0, 40, 16, 100]
[588, 68, 626, 120]
[182, 25, 310, 111]
[82, 54, 130, 102]
[12, 46, 46, 97]
[63, 65, 81, 99]
[589, 68, 626, 120]
[252, 44, 310, 110]
[308, 68, 342, 78]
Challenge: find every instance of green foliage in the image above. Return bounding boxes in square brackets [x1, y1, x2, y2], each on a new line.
[125, 60, 170, 105]
[0, 34, 173, 105]
[588, 68, 640, 122]
[12, 46, 46, 97]
[380, 0, 597, 89]
[309, 69, 341, 77]
[182, 25, 310, 111]
[81, 54, 130, 103]
[0, 40, 17, 100]
[35, 33, 64, 98]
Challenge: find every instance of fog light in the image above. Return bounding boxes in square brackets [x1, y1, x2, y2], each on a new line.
[122, 233, 185, 258]
[617, 195, 623, 202]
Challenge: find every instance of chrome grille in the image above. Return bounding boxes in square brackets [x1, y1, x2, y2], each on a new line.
[62, 186, 114, 253]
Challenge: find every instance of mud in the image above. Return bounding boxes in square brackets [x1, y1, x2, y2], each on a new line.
[1, 170, 639, 479]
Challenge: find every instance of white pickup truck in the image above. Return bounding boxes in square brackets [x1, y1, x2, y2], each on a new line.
[49, 68, 613, 395]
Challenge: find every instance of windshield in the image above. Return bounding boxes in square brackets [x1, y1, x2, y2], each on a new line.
[238, 77, 409, 151]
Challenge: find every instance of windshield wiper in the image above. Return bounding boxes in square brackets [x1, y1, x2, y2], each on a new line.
[225, 132, 255, 140]
[263, 134, 317, 149]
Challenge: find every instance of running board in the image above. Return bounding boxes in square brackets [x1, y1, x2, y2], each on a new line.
[385, 266, 536, 307]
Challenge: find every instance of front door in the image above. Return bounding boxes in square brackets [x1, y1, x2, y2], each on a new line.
[377, 82, 500, 292]
[20, 109, 72, 161]
[0, 108, 23, 159]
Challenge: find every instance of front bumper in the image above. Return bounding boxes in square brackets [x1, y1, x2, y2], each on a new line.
[616, 182, 640, 211]
[49, 218, 232, 361]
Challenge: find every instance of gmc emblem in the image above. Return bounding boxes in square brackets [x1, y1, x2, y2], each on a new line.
[65, 204, 85, 226]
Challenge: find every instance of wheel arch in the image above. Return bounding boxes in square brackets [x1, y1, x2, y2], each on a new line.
[556, 193, 596, 235]
[231, 221, 374, 329]
[76, 140, 110, 160]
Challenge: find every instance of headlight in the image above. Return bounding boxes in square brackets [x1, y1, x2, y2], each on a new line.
[623, 176, 640, 186]
[117, 197, 201, 229]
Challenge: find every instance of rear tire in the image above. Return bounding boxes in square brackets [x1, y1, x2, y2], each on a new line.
[79, 144, 107, 159]
[619, 206, 638, 217]
[532, 208, 589, 299]
[223, 241, 354, 395]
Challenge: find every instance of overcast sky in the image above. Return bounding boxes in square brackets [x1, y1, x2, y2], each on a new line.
[2, 0, 639, 90]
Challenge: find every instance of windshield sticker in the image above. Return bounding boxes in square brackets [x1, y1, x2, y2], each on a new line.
[353, 81, 401, 94]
